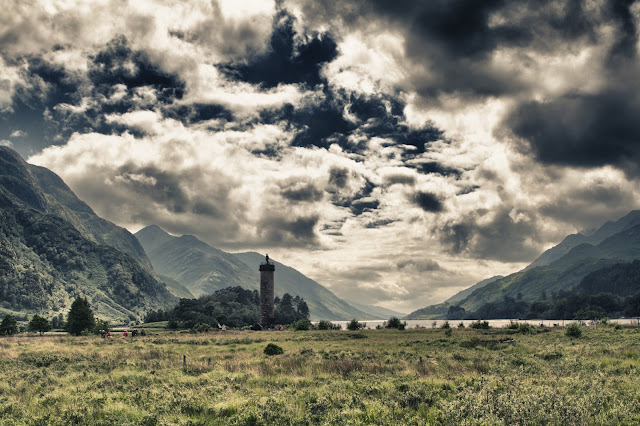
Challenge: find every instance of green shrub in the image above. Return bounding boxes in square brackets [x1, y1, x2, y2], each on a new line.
[458, 322, 465, 329]
[440, 321, 451, 329]
[445, 328, 453, 337]
[347, 319, 366, 331]
[28, 315, 51, 335]
[386, 317, 406, 330]
[470, 320, 490, 329]
[194, 323, 211, 333]
[92, 319, 111, 335]
[565, 323, 582, 338]
[614, 323, 624, 330]
[0, 314, 18, 336]
[264, 343, 284, 356]
[317, 320, 332, 330]
[292, 319, 311, 331]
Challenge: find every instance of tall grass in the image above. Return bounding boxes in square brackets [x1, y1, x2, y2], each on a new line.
[0, 326, 639, 424]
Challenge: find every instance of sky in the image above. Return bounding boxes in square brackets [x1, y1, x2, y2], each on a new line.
[1, 0, 640, 313]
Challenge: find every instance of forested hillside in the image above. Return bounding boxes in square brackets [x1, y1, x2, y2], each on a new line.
[0, 147, 177, 323]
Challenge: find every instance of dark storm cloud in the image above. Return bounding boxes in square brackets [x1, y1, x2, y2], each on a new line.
[505, 91, 640, 175]
[330, 178, 379, 216]
[328, 166, 349, 188]
[88, 35, 185, 103]
[364, 219, 397, 229]
[240, 8, 444, 156]
[0, 35, 187, 156]
[221, 9, 337, 89]
[279, 180, 323, 202]
[411, 191, 444, 213]
[258, 214, 320, 246]
[162, 103, 234, 126]
[114, 164, 227, 218]
[383, 174, 415, 186]
[414, 162, 462, 178]
[438, 208, 540, 262]
[607, 0, 638, 64]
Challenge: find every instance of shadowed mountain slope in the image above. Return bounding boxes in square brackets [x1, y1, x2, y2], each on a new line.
[0, 147, 176, 323]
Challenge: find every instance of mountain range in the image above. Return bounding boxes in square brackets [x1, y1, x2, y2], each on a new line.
[135, 225, 401, 320]
[0, 147, 176, 323]
[407, 210, 640, 319]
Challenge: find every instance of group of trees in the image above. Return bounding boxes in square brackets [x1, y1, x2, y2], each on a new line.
[447, 290, 640, 321]
[0, 296, 97, 336]
[145, 286, 310, 329]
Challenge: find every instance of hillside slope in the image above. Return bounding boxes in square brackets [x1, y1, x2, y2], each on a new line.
[0, 147, 177, 322]
[234, 252, 377, 320]
[458, 221, 640, 312]
[136, 226, 256, 297]
[135, 225, 377, 320]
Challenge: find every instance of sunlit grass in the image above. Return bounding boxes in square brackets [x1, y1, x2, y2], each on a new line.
[0, 326, 639, 424]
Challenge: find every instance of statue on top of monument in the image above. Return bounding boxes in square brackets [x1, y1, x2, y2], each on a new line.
[265, 254, 270, 264]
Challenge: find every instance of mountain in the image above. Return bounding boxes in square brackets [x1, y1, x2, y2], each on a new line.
[527, 211, 640, 269]
[27, 164, 156, 275]
[0, 147, 177, 323]
[457, 215, 640, 312]
[444, 275, 504, 304]
[577, 259, 640, 297]
[135, 226, 256, 297]
[344, 299, 406, 319]
[233, 252, 377, 320]
[135, 225, 378, 320]
[404, 302, 452, 320]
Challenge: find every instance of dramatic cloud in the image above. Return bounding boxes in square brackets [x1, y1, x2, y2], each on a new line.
[5, 0, 640, 312]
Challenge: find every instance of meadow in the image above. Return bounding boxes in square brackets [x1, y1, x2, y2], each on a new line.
[1, 325, 640, 425]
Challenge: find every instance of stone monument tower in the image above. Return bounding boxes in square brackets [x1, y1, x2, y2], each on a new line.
[259, 254, 275, 328]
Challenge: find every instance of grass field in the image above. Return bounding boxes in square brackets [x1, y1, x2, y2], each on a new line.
[1, 325, 639, 425]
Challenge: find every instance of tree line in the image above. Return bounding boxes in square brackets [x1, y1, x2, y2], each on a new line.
[0, 296, 98, 336]
[145, 286, 310, 329]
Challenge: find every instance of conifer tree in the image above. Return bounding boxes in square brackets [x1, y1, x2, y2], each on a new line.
[65, 297, 95, 336]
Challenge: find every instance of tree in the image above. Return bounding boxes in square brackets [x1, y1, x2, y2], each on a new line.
[28, 315, 51, 335]
[347, 319, 365, 331]
[66, 296, 95, 336]
[0, 314, 18, 336]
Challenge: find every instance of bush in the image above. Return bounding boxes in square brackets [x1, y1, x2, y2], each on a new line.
[565, 323, 583, 338]
[292, 319, 311, 331]
[0, 314, 18, 336]
[458, 322, 465, 329]
[194, 323, 211, 333]
[386, 317, 406, 330]
[28, 315, 51, 335]
[614, 323, 624, 330]
[470, 320, 491, 329]
[92, 319, 111, 335]
[440, 321, 451, 329]
[445, 328, 453, 337]
[347, 319, 366, 331]
[317, 320, 332, 330]
[264, 343, 284, 356]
